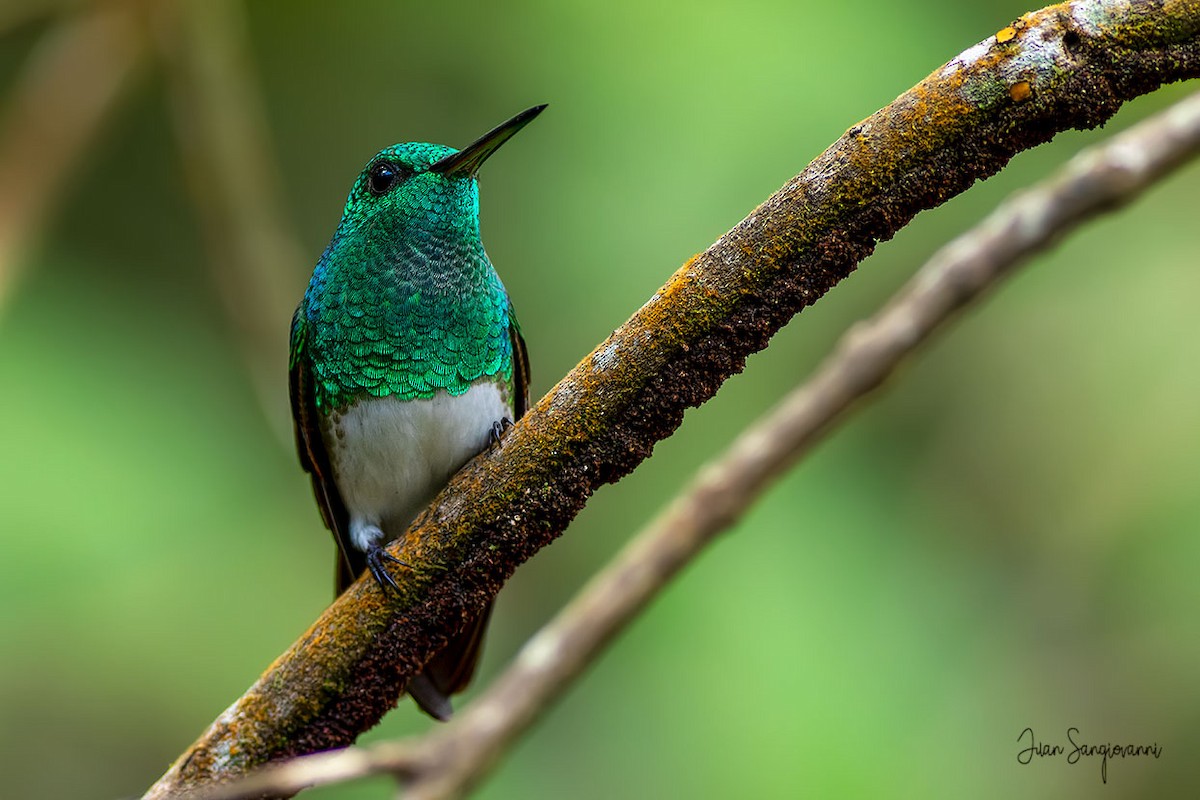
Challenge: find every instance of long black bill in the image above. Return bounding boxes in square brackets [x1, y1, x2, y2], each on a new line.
[429, 104, 547, 176]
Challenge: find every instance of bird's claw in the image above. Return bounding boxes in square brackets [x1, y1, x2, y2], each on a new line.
[489, 417, 514, 447]
[366, 545, 409, 594]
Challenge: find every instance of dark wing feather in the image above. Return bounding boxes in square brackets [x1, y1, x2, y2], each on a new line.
[288, 310, 360, 593]
[509, 311, 531, 419]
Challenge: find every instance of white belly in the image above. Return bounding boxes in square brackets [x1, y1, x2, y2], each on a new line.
[325, 382, 511, 552]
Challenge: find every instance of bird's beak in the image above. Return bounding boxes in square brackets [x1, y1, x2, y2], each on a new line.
[429, 104, 547, 177]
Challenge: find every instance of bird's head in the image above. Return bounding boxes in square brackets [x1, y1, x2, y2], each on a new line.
[334, 104, 546, 242]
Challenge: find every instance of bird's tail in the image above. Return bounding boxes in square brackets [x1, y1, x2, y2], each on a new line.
[406, 600, 494, 720]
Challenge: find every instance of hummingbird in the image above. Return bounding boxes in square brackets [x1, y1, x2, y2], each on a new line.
[288, 105, 543, 720]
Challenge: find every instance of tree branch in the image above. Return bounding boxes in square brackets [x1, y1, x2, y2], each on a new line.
[146, 1, 1200, 796]
[192, 86, 1200, 800]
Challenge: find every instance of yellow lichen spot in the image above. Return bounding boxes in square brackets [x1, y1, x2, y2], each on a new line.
[1009, 80, 1032, 102]
[996, 26, 1017, 43]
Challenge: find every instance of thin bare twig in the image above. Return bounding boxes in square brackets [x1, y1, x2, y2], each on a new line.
[196, 90, 1200, 800]
[145, 2, 1200, 795]
[0, 1, 145, 311]
[151, 0, 307, 442]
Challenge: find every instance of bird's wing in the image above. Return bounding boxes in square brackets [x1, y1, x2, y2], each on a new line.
[509, 308, 531, 419]
[289, 310, 361, 593]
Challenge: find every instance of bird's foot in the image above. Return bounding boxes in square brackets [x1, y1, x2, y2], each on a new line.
[489, 417, 514, 447]
[366, 545, 409, 594]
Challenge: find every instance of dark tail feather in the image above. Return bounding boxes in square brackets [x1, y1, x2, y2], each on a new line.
[407, 673, 454, 721]
[407, 601, 494, 720]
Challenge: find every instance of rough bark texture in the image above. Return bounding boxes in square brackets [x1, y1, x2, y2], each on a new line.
[147, 1, 1200, 796]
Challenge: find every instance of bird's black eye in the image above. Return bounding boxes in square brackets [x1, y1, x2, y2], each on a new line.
[367, 160, 404, 195]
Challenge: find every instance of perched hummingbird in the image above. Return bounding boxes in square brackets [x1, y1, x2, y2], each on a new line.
[289, 105, 543, 720]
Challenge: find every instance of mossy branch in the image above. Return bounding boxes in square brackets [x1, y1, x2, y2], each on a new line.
[146, 1, 1200, 796]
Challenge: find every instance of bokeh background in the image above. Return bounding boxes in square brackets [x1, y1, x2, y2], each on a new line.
[1, 1, 1197, 798]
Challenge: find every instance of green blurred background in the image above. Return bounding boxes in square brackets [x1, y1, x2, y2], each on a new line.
[1, 1, 1197, 798]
